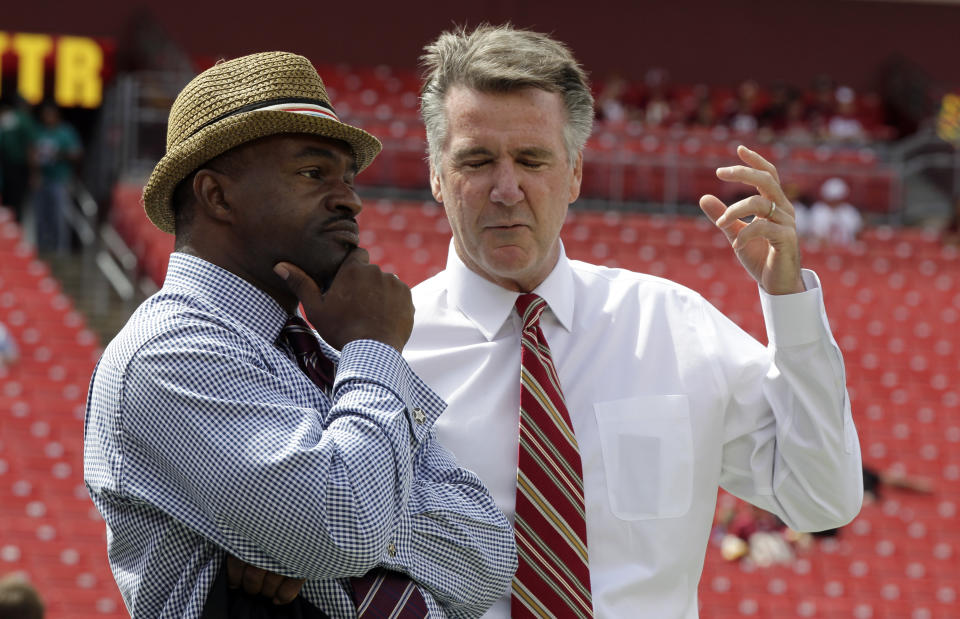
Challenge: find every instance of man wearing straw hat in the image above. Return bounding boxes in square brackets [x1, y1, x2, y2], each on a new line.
[402, 24, 863, 618]
[84, 52, 516, 618]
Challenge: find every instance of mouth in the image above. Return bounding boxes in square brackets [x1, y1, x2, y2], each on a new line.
[322, 219, 360, 245]
[485, 223, 529, 231]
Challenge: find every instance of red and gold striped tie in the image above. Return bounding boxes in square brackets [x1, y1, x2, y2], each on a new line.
[511, 294, 593, 618]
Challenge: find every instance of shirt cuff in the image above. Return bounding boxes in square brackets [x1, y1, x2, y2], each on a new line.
[336, 339, 446, 446]
[760, 269, 832, 348]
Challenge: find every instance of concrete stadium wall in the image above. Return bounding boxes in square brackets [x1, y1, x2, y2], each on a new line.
[2, 0, 956, 91]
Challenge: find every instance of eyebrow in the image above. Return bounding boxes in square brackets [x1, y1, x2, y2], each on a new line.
[451, 146, 494, 163]
[295, 146, 358, 174]
[513, 146, 555, 160]
[451, 145, 556, 162]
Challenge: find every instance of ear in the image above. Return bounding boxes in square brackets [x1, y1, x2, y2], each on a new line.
[430, 165, 443, 204]
[568, 151, 583, 204]
[193, 169, 235, 225]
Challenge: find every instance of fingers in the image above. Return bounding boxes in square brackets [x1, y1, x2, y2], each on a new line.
[716, 195, 795, 228]
[735, 218, 805, 294]
[699, 194, 745, 244]
[241, 563, 267, 595]
[737, 144, 780, 184]
[222, 556, 305, 604]
[715, 146, 789, 210]
[259, 571, 284, 600]
[274, 261, 323, 307]
[341, 246, 370, 265]
[732, 216, 788, 252]
[226, 555, 244, 589]
[273, 577, 307, 605]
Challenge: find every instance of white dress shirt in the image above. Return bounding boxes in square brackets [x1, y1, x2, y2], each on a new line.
[405, 242, 863, 618]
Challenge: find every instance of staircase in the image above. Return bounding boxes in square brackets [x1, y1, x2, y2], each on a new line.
[41, 249, 140, 346]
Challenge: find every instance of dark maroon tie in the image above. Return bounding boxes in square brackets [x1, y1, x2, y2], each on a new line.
[279, 316, 429, 618]
[280, 316, 336, 395]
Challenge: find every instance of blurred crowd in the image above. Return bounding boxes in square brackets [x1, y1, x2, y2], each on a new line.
[0, 93, 83, 254]
[595, 71, 895, 146]
[713, 465, 935, 569]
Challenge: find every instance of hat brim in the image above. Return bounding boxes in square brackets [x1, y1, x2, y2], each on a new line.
[143, 109, 382, 234]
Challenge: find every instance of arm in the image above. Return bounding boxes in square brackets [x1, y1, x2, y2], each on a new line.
[700, 277, 863, 531]
[698, 146, 862, 530]
[210, 347, 515, 615]
[121, 323, 423, 580]
[388, 427, 516, 618]
[272, 250, 515, 615]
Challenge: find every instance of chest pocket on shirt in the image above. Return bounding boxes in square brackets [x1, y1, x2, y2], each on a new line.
[594, 395, 693, 520]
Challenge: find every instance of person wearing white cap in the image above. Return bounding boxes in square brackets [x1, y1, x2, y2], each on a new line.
[810, 177, 863, 245]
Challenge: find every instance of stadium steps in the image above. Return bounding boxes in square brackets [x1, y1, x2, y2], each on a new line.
[41, 250, 140, 345]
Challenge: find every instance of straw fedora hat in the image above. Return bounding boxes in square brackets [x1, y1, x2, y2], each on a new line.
[142, 51, 382, 234]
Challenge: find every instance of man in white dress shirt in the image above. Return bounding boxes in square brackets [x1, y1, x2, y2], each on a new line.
[404, 24, 863, 618]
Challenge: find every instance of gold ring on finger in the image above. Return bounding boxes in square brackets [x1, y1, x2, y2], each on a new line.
[767, 201, 777, 219]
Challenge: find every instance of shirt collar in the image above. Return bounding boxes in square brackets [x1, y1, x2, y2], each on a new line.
[445, 240, 575, 341]
[162, 252, 290, 343]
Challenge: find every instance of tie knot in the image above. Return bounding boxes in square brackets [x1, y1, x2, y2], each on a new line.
[515, 293, 547, 330]
[281, 316, 314, 352]
[279, 315, 336, 392]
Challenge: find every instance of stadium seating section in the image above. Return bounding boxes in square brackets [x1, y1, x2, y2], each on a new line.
[4, 185, 958, 616]
[0, 207, 125, 617]
[316, 64, 897, 213]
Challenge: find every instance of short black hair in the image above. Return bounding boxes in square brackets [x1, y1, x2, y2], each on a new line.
[171, 169, 199, 241]
[170, 148, 247, 244]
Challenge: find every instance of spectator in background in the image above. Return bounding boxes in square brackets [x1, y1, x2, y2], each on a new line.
[0, 573, 45, 619]
[642, 67, 672, 127]
[0, 320, 19, 368]
[781, 95, 815, 145]
[811, 464, 934, 539]
[717, 504, 797, 568]
[0, 92, 35, 221]
[687, 95, 717, 129]
[757, 81, 792, 135]
[807, 74, 837, 139]
[828, 86, 867, 143]
[810, 177, 863, 246]
[723, 79, 760, 134]
[595, 73, 639, 124]
[29, 102, 82, 254]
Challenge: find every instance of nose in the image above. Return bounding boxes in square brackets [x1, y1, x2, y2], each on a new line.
[489, 161, 524, 206]
[329, 181, 363, 218]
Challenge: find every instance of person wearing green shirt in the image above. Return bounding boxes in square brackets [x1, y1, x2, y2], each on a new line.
[0, 93, 36, 221]
[30, 102, 82, 252]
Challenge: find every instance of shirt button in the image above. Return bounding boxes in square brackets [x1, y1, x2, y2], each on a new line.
[412, 407, 426, 425]
[387, 541, 397, 557]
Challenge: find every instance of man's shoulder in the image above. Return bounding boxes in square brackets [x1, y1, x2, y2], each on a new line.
[410, 270, 451, 314]
[101, 287, 250, 370]
[568, 258, 703, 300]
[411, 270, 447, 297]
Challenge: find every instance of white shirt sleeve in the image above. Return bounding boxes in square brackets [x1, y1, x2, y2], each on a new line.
[713, 269, 863, 532]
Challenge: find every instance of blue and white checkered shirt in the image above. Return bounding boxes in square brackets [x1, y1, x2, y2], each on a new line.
[84, 253, 516, 618]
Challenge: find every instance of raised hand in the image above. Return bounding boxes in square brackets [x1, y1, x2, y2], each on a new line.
[699, 145, 805, 295]
[274, 248, 414, 352]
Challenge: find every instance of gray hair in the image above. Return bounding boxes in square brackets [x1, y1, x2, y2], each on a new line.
[419, 24, 594, 171]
